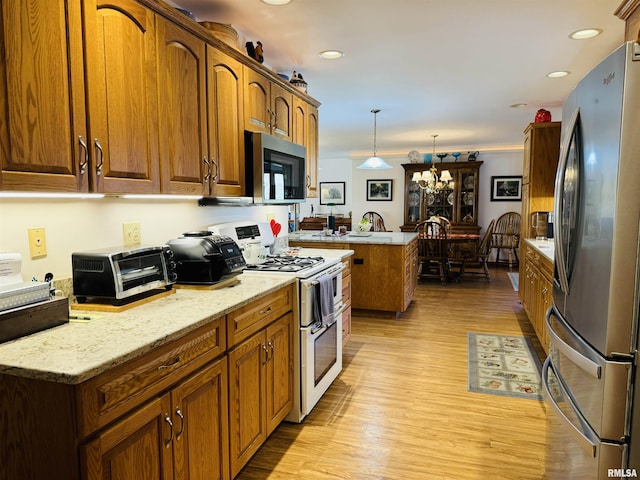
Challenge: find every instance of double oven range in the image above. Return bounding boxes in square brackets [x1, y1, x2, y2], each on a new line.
[209, 222, 345, 423]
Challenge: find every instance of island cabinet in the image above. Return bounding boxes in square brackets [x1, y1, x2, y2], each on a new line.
[156, 20, 245, 196]
[519, 242, 552, 353]
[244, 67, 293, 142]
[400, 162, 483, 234]
[0, 283, 296, 480]
[289, 238, 417, 314]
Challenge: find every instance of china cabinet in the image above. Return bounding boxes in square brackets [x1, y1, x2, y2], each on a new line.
[400, 162, 483, 233]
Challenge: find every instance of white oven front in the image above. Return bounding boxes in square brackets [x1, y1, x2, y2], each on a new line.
[299, 262, 344, 327]
[300, 305, 346, 417]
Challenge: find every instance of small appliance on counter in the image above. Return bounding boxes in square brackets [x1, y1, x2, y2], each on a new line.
[208, 221, 274, 264]
[72, 245, 177, 305]
[166, 232, 246, 285]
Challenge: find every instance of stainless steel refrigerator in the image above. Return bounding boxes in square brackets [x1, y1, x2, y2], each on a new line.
[544, 41, 640, 479]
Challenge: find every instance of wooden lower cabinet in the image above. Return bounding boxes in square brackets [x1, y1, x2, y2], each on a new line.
[228, 312, 293, 478]
[0, 285, 296, 480]
[82, 357, 229, 480]
[519, 242, 552, 352]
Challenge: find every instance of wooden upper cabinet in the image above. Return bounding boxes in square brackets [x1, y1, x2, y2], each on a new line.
[206, 47, 245, 197]
[83, 0, 160, 194]
[244, 67, 293, 142]
[0, 0, 88, 192]
[157, 19, 207, 195]
[293, 97, 319, 198]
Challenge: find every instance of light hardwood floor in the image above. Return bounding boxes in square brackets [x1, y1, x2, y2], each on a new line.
[237, 267, 549, 480]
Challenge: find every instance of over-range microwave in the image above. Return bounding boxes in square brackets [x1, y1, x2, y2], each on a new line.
[245, 131, 306, 204]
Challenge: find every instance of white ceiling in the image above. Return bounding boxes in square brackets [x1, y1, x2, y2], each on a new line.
[170, 0, 626, 162]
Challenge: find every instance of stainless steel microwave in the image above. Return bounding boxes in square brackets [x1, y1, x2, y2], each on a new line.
[245, 131, 306, 204]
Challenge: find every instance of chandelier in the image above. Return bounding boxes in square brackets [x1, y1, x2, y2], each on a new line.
[411, 134, 453, 192]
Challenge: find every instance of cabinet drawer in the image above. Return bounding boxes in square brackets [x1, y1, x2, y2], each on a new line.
[342, 273, 352, 306]
[76, 317, 226, 439]
[227, 284, 294, 347]
[341, 257, 352, 277]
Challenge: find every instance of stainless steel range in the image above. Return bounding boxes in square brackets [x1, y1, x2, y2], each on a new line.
[209, 221, 345, 422]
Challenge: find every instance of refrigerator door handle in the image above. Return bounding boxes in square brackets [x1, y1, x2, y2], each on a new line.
[553, 107, 580, 295]
[546, 306, 601, 379]
[542, 357, 598, 458]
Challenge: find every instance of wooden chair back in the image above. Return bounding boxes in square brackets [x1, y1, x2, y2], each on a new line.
[362, 211, 388, 232]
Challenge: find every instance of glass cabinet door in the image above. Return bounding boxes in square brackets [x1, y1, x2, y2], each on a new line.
[457, 169, 477, 225]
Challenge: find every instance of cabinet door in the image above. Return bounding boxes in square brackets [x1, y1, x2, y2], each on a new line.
[265, 313, 294, 434]
[228, 330, 267, 478]
[83, 0, 160, 193]
[0, 0, 88, 192]
[293, 98, 319, 198]
[81, 395, 173, 480]
[306, 105, 319, 198]
[156, 19, 207, 195]
[206, 47, 245, 197]
[457, 167, 478, 225]
[243, 67, 270, 133]
[270, 83, 292, 141]
[171, 357, 230, 480]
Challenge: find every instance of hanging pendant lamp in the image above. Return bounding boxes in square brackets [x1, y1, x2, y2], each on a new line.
[357, 109, 392, 169]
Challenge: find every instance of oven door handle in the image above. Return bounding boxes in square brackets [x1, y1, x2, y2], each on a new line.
[300, 262, 346, 287]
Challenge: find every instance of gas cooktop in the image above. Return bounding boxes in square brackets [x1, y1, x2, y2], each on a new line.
[244, 255, 325, 273]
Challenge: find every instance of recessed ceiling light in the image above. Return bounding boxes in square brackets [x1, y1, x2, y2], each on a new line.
[569, 28, 602, 40]
[510, 103, 527, 108]
[261, 0, 292, 5]
[318, 50, 344, 60]
[547, 71, 570, 78]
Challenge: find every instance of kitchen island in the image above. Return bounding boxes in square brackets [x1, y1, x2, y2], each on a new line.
[288, 231, 419, 314]
[0, 274, 297, 480]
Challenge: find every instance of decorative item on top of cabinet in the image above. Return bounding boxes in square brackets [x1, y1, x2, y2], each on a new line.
[401, 161, 483, 234]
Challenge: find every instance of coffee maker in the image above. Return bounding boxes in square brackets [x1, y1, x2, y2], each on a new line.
[531, 212, 551, 240]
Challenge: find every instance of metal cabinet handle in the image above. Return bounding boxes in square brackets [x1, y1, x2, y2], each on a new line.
[259, 306, 272, 315]
[267, 340, 274, 360]
[203, 157, 211, 183]
[78, 136, 88, 175]
[94, 138, 104, 176]
[306, 174, 311, 188]
[262, 344, 269, 363]
[157, 356, 181, 371]
[271, 110, 277, 131]
[210, 157, 219, 183]
[164, 414, 174, 448]
[175, 407, 185, 440]
[267, 108, 272, 129]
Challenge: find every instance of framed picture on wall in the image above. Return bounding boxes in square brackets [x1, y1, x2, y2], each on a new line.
[490, 176, 523, 201]
[319, 182, 346, 205]
[367, 179, 393, 201]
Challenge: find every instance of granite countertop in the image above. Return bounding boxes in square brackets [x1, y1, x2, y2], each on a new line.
[288, 231, 418, 246]
[525, 238, 554, 263]
[0, 274, 296, 385]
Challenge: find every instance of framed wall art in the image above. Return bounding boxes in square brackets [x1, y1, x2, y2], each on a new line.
[319, 182, 346, 205]
[367, 179, 393, 201]
[490, 176, 523, 201]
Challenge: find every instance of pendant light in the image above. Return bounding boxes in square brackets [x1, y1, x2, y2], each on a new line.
[357, 109, 392, 169]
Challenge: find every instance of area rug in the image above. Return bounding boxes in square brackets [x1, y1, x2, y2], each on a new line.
[467, 332, 543, 401]
[507, 272, 519, 291]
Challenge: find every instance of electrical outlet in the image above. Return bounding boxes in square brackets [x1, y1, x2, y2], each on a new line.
[123, 221, 141, 245]
[28, 227, 47, 258]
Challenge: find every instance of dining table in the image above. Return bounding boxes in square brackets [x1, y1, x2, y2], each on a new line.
[417, 232, 481, 281]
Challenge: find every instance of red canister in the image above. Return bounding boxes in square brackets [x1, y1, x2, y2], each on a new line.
[535, 109, 552, 123]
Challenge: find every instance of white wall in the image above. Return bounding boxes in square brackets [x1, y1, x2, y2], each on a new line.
[0, 198, 289, 282]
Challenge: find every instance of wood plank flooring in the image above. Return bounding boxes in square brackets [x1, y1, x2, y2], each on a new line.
[237, 267, 549, 480]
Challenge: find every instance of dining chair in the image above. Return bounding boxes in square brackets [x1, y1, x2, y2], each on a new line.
[417, 221, 449, 284]
[458, 219, 495, 281]
[490, 212, 521, 271]
[427, 215, 452, 233]
[362, 211, 388, 232]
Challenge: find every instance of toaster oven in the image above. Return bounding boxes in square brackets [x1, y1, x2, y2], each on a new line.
[72, 245, 177, 304]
